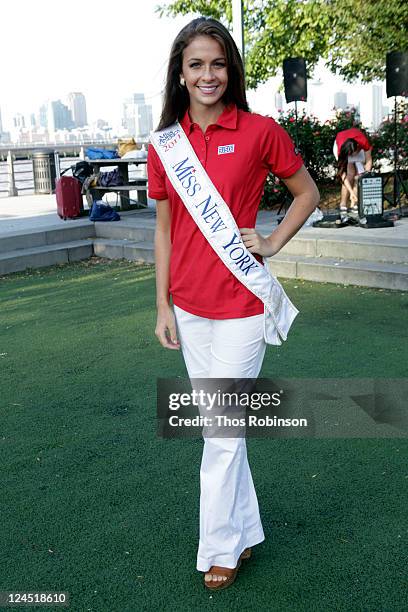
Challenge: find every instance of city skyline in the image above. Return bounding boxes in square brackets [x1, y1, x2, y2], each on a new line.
[1, 0, 186, 132]
[0, 89, 156, 146]
[2, 0, 395, 139]
[0, 78, 392, 147]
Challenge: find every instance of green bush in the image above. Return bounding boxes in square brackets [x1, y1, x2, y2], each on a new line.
[260, 105, 408, 209]
[371, 101, 408, 170]
[261, 108, 357, 208]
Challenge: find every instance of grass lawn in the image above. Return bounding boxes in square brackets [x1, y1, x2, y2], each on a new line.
[1, 257, 407, 612]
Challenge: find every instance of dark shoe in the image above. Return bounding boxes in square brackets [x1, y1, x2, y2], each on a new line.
[335, 217, 350, 227]
[348, 205, 359, 217]
[339, 205, 348, 224]
[347, 205, 360, 225]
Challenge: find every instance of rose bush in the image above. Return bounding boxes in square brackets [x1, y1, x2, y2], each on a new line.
[260, 105, 407, 209]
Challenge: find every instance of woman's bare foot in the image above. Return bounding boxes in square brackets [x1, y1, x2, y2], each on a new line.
[204, 566, 235, 586]
[203, 548, 252, 590]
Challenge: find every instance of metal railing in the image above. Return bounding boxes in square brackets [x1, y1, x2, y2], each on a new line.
[0, 152, 82, 196]
[0, 144, 148, 197]
[0, 139, 149, 159]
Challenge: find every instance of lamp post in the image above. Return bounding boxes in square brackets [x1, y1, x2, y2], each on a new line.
[232, 0, 245, 72]
[7, 150, 17, 196]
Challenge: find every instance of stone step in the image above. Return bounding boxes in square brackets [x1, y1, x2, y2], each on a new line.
[0, 222, 94, 254]
[92, 238, 155, 263]
[267, 254, 408, 291]
[277, 235, 408, 264]
[1, 220, 407, 290]
[0, 239, 93, 276]
[2, 217, 406, 267]
[94, 222, 155, 243]
[94, 238, 408, 290]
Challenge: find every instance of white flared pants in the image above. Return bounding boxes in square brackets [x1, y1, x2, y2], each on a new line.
[173, 304, 267, 572]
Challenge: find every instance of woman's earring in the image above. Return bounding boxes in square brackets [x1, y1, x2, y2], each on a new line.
[180, 77, 185, 87]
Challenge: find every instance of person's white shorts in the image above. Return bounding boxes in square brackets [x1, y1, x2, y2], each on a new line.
[333, 142, 365, 174]
[173, 304, 267, 572]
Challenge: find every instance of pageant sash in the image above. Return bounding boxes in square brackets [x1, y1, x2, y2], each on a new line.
[150, 122, 299, 346]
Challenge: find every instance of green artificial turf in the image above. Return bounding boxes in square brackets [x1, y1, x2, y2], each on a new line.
[0, 258, 407, 612]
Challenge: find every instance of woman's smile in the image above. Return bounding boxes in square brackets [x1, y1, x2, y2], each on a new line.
[197, 85, 219, 95]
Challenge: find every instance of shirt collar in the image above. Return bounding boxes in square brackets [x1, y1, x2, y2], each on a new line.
[180, 103, 238, 134]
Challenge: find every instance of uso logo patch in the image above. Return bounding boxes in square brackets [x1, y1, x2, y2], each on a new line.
[218, 144, 235, 155]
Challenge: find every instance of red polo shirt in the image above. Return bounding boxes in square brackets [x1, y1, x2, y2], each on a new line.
[335, 128, 372, 153]
[147, 103, 303, 319]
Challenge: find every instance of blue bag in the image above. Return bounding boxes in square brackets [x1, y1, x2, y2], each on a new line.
[98, 168, 124, 187]
[89, 200, 120, 222]
[85, 147, 119, 160]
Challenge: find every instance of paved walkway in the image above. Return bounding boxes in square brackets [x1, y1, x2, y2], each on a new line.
[1, 193, 408, 244]
[0, 193, 152, 234]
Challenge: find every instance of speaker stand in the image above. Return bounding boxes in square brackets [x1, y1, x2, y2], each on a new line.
[277, 101, 300, 217]
[391, 95, 408, 217]
[294, 100, 300, 151]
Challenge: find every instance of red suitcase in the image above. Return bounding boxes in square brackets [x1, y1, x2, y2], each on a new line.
[56, 175, 83, 220]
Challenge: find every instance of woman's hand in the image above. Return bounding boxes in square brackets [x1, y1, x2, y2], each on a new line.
[155, 303, 180, 350]
[239, 228, 280, 257]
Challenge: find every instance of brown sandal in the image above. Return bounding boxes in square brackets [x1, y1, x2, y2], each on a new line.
[240, 547, 252, 560]
[204, 547, 252, 590]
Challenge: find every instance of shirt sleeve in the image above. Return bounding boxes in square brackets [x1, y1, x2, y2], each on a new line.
[260, 117, 304, 178]
[147, 143, 168, 200]
[359, 132, 372, 151]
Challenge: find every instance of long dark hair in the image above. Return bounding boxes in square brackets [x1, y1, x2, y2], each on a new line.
[336, 138, 358, 181]
[157, 17, 249, 130]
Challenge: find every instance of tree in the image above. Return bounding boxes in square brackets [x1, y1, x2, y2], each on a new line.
[157, 0, 408, 88]
[326, 0, 408, 83]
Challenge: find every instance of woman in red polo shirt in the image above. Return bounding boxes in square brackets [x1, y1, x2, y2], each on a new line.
[333, 127, 373, 223]
[148, 17, 319, 590]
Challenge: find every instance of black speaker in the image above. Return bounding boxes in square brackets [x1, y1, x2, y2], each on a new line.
[283, 58, 307, 103]
[386, 51, 408, 98]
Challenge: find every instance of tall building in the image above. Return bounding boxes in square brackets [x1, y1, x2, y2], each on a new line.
[38, 104, 48, 128]
[372, 84, 383, 129]
[48, 100, 73, 131]
[132, 93, 145, 105]
[68, 92, 88, 127]
[0, 106, 11, 143]
[274, 92, 283, 112]
[334, 91, 347, 110]
[123, 93, 153, 138]
[307, 79, 325, 119]
[13, 113, 26, 129]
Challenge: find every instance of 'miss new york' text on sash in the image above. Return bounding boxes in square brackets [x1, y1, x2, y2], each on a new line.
[150, 122, 299, 346]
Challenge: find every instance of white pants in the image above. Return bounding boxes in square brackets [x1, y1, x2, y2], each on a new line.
[173, 304, 267, 572]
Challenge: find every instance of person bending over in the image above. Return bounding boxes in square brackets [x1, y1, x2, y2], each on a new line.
[333, 127, 373, 223]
